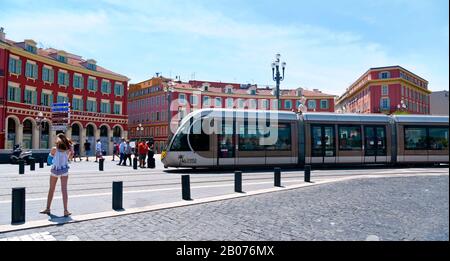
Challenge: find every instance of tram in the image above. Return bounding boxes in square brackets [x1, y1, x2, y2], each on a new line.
[161, 109, 449, 168]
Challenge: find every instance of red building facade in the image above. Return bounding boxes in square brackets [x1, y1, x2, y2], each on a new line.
[336, 66, 431, 114]
[0, 30, 129, 155]
[128, 77, 336, 153]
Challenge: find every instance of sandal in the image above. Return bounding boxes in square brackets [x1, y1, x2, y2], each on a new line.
[64, 210, 72, 217]
[40, 209, 51, 215]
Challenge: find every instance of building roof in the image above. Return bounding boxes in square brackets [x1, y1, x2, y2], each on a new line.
[1, 37, 129, 81]
[169, 80, 335, 98]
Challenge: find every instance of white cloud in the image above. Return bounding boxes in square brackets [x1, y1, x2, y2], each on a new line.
[2, 0, 444, 94]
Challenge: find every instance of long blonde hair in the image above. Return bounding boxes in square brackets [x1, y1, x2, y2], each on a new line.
[56, 133, 72, 151]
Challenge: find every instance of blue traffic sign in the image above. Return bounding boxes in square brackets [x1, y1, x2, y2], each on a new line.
[53, 102, 70, 107]
[51, 107, 70, 112]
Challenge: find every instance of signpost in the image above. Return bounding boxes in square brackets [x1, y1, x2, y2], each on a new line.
[51, 103, 70, 132]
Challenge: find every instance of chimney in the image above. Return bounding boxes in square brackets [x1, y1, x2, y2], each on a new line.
[0, 27, 5, 42]
[313, 88, 321, 93]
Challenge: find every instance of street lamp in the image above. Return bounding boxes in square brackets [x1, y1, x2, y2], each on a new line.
[271, 53, 286, 110]
[165, 84, 175, 136]
[35, 111, 46, 149]
[136, 123, 144, 141]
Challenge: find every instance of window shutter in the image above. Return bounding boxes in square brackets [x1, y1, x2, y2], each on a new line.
[32, 91, 37, 104]
[80, 77, 84, 89]
[41, 92, 44, 105]
[15, 87, 21, 102]
[26, 63, 30, 77]
[16, 60, 22, 75]
[81, 100, 84, 111]
[7, 86, 12, 100]
[33, 64, 38, 79]
[50, 70, 54, 83]
[65, 73, 69, 86]
[8, 58, 14, 72]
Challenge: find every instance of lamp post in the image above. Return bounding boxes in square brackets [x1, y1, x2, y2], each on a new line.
[271, 53, 286, 110]
[35, 111, 46, 149]
[136, 123, 144, 141]
[165, 84, 174, 137]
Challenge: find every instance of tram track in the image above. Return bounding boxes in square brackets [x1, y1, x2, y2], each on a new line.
[0, 169, 447, 199]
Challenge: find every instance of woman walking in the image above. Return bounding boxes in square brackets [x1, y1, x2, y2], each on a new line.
[40, 133, 73, 217]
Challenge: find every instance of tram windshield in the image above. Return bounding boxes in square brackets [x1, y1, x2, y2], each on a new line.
[169, 117, 210, 152]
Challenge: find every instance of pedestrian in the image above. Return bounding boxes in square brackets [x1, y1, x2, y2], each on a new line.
[138, 140, 148, 168]
[112, 142, 119, 161]
[147, 141, 155, 169]
[95, 139, 102, 163]
[40, 133, 73, 217]
[124, 140, 133, 166]
[118, 138, 126, 166]
[73, 142, 82, 162]
[84, 139, 91, 161]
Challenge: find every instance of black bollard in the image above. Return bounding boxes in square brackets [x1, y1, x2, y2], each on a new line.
[274, 167, 281, 187]
[11, 187, 25, 224]
[234, 171, 242, 193]
[133, 157, 138, 170]
[39, 158, 44, 168]
[112, 181, 123, 210]
[305, 165, 311, 183]
[147, 156, 155, 169]
[182, 175, 191, 200]
[30, 158, 35, 171]
[19, 160, 25, 175]
[99, 158, 104, 171]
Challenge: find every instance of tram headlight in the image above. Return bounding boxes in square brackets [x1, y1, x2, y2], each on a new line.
[161, 150, 167, 160]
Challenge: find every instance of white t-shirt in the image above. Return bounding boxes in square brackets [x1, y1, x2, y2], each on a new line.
[96, 141, 102, 152]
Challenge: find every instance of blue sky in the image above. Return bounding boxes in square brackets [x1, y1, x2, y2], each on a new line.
[0, 0, 448, 95]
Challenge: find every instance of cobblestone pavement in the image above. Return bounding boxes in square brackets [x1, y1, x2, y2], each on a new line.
[0, 175, 448, 241]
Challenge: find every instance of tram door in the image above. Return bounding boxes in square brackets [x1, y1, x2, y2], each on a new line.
[311, 125, 336, 164]
[217, 114, 236, 167]
[364, 126, 387, 163]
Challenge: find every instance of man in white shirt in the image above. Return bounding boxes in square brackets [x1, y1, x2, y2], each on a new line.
[95, 139, 102, 162]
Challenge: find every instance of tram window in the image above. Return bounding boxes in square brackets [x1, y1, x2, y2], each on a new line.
[170, 120, 210, 151]
[266, 123, 292, 151]
[238, 125, 265, 151]
[404, 127, 427, 150]
[428, 127, 449, 150]
[338, 126, 362, 150]
[188, 130, 210, 151]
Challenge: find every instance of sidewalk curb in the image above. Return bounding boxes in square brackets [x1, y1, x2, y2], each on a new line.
[0, 172, 447, 234]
